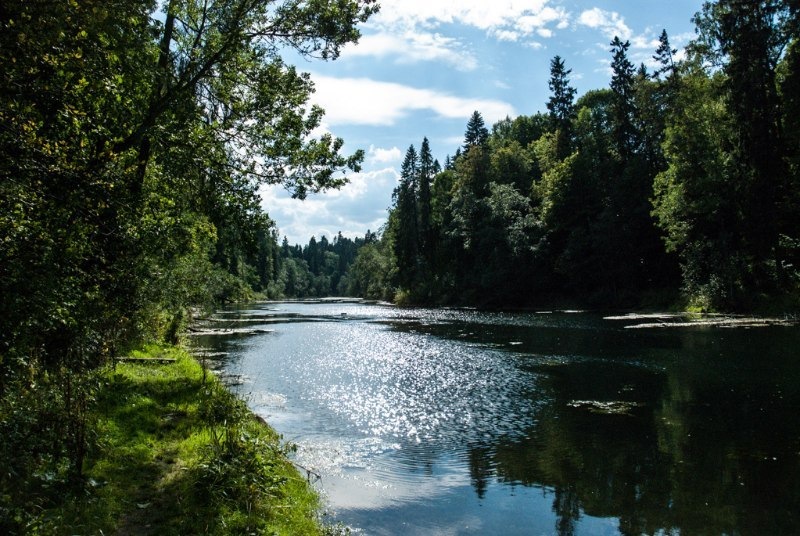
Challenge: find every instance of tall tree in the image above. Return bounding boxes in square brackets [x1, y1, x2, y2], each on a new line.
[546, 55, 578, 159]
[694, 0, 793, 290]
[609, 37, 639, 158]
[392, 145, 420, 289]
[418, 137, 435, 265]
[653, 29, 678, 81]
[463, 111, 490, 150]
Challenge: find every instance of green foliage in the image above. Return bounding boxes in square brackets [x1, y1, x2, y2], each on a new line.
[365, 7, 798, 310]
[1, 346, 324, 535]
[346, 241, 396, 301]
[0, 1, 375, 530]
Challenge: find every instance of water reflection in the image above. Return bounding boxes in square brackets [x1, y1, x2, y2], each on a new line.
[192, 303, 800, 535]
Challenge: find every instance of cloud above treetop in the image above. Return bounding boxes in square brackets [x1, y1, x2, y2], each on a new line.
[261, 167, 399, 244]
[309, 74, 516, 127]
[344, 31, 478, 71]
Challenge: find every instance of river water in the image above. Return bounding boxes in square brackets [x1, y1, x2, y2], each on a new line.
[191, 301, 800, 535]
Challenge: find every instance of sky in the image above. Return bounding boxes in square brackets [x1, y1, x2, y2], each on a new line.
[262, 0, 706, 245]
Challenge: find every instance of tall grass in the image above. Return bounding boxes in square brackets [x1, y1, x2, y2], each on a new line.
[1, 345, 324, 535]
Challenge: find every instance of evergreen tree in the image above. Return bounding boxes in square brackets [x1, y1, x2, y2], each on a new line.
[546, 56, 578, 159]
[418, 138, 435, 265]
[653, 29, 678, 81]
[392, 145, 420, 289]
[463, 111, 490, 150]
[609, 37, 639, 158]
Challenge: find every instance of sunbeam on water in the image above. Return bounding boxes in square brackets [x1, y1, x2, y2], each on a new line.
[192, 301, 800, 536]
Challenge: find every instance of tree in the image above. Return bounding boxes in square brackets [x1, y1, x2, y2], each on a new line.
[691, 0, 795, 294]
[609, 37, 639, 158]
[650, 50, 753, 308]
[392, 145, 420, 289]
[653, 29, 678, 81]
[464, 111, 490, 150]
[547, 56, 578, 159]
[418, 138, 435, 266]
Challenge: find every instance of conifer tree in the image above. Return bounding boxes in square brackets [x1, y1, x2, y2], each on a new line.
[546, 55, 577, 159]
[653, 29, 678, 80]
[609, 37, 639, 158]
[418, 138, 434, 264]
[463, 111, 489, 150]
[392, 145, 420, 288]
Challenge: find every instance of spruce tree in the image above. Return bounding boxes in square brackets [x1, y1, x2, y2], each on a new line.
[609, 36, 638, 158]
[653, 29, 678, 80]
[463, 111, 489, 150]
[392, 145, 420, 288]
[418, 138, 434, 264]
[546, 55, 578, 159]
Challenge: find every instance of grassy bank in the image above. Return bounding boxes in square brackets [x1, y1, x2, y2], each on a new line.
[4, 345, 326, 535]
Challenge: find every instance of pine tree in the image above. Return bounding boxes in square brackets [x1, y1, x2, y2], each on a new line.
[609, 37, 639, 158]
[546, 55, 578, 159]
[418, 138, 434, 264]
[463, 111, 489, 150]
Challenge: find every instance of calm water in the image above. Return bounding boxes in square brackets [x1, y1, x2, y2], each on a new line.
[192, 302, 800, 535]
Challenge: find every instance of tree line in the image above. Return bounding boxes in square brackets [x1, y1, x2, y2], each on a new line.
[348, 0, 800, 311]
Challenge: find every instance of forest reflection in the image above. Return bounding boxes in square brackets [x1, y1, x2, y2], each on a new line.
[465, 346, 800, 536]
[204, 304, 800, 535]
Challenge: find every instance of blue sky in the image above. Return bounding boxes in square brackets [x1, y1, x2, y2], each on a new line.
[262, 0, 705, 245]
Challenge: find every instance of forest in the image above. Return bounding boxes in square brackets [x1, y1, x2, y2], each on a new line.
[0, 0, 377, 532]
[1, 0, 799, 532]
[346, 2, 800, 311]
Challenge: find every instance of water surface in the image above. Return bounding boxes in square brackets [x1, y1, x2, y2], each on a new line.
[192, 302, 800, 535]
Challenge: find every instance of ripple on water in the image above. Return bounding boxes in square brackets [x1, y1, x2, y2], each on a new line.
[268, 321, 543, 453]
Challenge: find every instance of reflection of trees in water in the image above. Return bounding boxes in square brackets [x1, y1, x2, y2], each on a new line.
[554, 486, 580, 536]
[465, 351, 800, 535]
[468, 445, 492, 499]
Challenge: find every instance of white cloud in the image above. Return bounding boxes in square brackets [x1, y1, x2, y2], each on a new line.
[493, 30, 521, 42]
[261, 167, 399, 243]
[345, 31, 478, 71]
[368, 145, 402, 164]
[345, 0, 570, 66]
[372, 0, 567, 34]
[310, 75, 516, 127]
[578, 8, 632, 41]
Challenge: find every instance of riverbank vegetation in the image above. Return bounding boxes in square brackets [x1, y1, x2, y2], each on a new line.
[346, 1, 800, 312]
[0, 0, 376, 532]
[2, 345, 325, 535]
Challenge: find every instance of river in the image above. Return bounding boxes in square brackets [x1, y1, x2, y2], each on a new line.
[191, 301, 800, 535]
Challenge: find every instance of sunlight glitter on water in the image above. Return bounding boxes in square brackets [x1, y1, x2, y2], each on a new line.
[287, 322, 541, 449]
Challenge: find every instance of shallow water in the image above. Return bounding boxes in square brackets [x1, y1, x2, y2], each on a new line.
[193, 302, 800, 535]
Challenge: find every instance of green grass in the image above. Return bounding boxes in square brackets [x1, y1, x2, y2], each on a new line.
[25, 344, 325, 535]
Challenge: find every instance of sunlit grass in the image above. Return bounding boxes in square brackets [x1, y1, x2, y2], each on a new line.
[30, 344, 324, 535]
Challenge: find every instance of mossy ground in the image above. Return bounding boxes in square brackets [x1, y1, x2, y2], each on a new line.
[14, 345, 324, 535]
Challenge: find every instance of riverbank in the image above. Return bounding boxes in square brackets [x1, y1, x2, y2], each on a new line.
[3, 344, 327, 535]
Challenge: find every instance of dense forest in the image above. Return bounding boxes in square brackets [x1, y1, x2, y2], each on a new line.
[347, 0, 800, 311]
